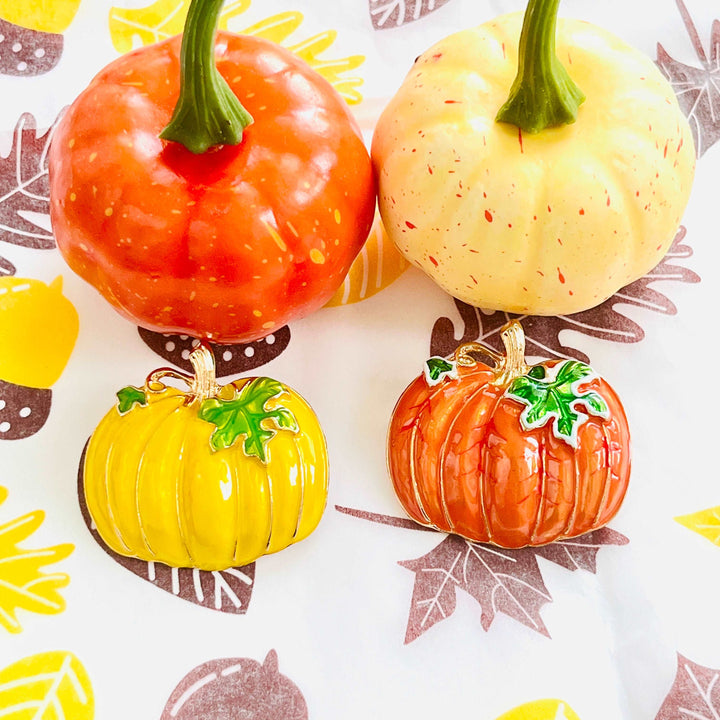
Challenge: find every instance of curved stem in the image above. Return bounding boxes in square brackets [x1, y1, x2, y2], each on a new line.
[159, 0, 253, 154]
[493, 321, 530, 386]
[495, 0, 585, 133]
[189, 342, 220, 402]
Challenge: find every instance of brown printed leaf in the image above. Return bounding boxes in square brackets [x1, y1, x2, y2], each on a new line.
[0, 113, 58, 250]
[161, 651, 308, 720]
[77, 443, 255, 614]
[0, 257, 14, 276]
[139, 325, 291, 378]
[337, 507, 628, 643]
[657, 0, 720, 157]
[368, 0, 452, 30]
[400, 535, 552, 643]
[0, 18, 63, 76]
[430, 227, 699, 363]
[655, 654, 720, 719]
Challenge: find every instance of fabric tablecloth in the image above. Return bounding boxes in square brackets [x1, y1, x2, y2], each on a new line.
[1, 0, 719, 717]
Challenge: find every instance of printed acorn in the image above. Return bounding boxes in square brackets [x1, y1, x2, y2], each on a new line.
[372, 0, 695, 316]
[82, 343, 328, 571]
[387, 320, 631, 548]
[0, 276, 78, 440]
[48, 0, 375, 344]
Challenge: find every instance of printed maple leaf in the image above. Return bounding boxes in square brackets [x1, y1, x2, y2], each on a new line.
[430, 227, 699, 363]
[368, 0, 452, 30]
[0, 486, 73, 633]
[655, 654, 720, 719]
[336, 506, 627, 643]
[0, 113, 58, 250]
[657, 0, 720, 157]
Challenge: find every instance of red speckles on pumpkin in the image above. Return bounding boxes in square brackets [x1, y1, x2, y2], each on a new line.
[607, 195, 611, 207]
[431, 53, 443, 60]
[429, 256, 439, 267]
[444, 100, 461, 104]
[470, 274, 478, 284]
[579, 208, 585, 215]
[518, 128, 524, 153]
[405, 221, 416, 229]
[557, 238, 563, 246]
[427, 165, 433, 174]
[547, 205, 552, 212]
[677, 137, 684, 153]
[484, 210, 493, 223]
[558, 268, 566, 284]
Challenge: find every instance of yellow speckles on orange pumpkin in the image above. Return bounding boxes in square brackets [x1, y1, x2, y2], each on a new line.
[253, 309, 263, 317]
[89, 152, 97, 162]
[310, 249, 326, 264]
[263, 220, 287, 252]
[105, 207, 113, 217]
[262, 321, 275, 329]
[69, 192, 77, 202]
[286, 221, 299, 237]
[334, 209, 342, 224]
[68, 138, 75, 149]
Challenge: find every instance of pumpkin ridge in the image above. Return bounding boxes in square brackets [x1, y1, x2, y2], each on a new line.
[290, 431, 307, 542]
[530, 435, 547, 544]
[437, 379, 489, 533]
[130, 397, 185, 560]
[111, 399, 183, 557]
[174, 417, 198, 566]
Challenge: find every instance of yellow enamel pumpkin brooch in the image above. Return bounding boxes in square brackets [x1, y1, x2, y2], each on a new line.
[83, 344, 328, 570]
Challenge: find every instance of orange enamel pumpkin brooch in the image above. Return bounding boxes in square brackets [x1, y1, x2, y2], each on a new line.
[387, 321, 631, 547]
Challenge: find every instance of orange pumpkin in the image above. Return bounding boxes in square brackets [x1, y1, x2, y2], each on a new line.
[387, 321, 630, 548]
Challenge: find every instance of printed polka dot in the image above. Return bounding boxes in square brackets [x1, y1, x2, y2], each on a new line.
[19, 407, 31, 418]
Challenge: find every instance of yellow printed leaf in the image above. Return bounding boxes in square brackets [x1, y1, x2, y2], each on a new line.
[326, 214, 409, 307]
[109, 0, 250, 52]
[675, 506, 720, 546]
[0, 650, 94, 719]
[0, 486, 73, 634]
[496, 699, 582, 720]
[0, 0, 81, 34]
[108, 2, 364, 103]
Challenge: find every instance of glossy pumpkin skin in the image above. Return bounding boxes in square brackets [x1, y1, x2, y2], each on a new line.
[49, 33, 376, 343]
[372, 13, 695, 315]
[84, 378, 328, 570]
[388, 359, 630, 548]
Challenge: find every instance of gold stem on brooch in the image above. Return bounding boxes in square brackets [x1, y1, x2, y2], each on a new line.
[145, 341, 220, 403]
[452, 320, 530, 387]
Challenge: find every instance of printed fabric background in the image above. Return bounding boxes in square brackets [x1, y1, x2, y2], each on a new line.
[0, 0, 719, 718]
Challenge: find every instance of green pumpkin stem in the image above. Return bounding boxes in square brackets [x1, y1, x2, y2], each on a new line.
[159, 0, 253, 153]
[495, 0, 585, 133]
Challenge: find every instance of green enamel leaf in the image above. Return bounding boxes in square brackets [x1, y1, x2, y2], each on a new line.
[424, 357, 458, 386]
[116, 386, 147, 414]
[505, 360, 609, 447]
[198, 378, 299, 462]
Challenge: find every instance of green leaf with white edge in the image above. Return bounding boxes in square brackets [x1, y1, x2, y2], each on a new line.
[198, 377, 299, 462]
[424, 357, 458, 386]
[116, 385, 147, 414]
[505, 360, 610, 447]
